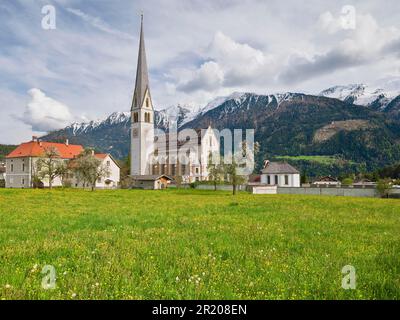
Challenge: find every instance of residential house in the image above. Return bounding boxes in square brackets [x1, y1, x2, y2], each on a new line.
[5, 138, 120, 189]
[5, 137, 83, 188]
[68, 153, 120, 189]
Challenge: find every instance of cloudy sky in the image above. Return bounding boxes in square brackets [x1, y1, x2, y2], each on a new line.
[1, 0, 400, 144]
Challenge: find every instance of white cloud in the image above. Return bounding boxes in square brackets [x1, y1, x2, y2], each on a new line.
[209, 31, 270, 86]
[66, 8, 135, 40]
[280, 13, 400, 84]
[176, 32, 272, 93]
[178, 61, 224, 92]
[20, 89, 75, 132]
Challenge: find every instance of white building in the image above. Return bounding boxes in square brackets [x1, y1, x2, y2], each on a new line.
[130, 16, 220, 185]
[5, 138, 120, 189]
[0, 163, 6, 185]
[5, 138, 84, 188]
[260, 160, 301, 187]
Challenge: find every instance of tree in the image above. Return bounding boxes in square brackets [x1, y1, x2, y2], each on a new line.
[207, 152, 223, 191]
[224, 141, 260, 195]
[341, 177, 354, 186]
[119, 154, 131, 189]
[301, 171, 309, 184]
[73, 149, 110, 191]
[36, 147, 67, 189]
[377, 179, 392, 198]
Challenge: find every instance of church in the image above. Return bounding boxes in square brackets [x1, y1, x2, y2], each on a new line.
[130, 16, 220, 188]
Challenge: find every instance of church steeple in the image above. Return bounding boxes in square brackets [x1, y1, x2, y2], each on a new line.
[131, 14, 151, 111]
[130, 14, 154, 177]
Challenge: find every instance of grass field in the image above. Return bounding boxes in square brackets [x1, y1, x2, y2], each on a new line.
[0, 189, 399, 300]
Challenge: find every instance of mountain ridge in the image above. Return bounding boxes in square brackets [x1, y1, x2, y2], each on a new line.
[41, 85, 400, 175]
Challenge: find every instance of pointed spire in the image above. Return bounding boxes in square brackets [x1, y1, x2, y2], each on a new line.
[131, 14, 151, 110]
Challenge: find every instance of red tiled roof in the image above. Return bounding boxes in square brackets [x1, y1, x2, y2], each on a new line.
[94, 153, 108, 159]
[6, 141, 84, 159]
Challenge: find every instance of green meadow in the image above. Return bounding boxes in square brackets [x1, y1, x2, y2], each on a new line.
[0, 189, 399, 300]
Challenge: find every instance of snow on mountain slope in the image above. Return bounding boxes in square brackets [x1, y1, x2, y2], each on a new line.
[320, 83, 400, 110]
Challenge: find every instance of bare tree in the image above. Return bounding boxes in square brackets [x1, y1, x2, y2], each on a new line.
[73, 149, 110, 191]
[36, 147, 66, 189]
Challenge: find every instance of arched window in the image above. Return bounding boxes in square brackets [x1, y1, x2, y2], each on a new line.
[133, 112, 139, 123]
[146, 98, 150, 108]
[144, 112, 151, 123]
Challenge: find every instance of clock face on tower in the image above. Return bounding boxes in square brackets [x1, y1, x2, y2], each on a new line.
[132, 128, 138, 138]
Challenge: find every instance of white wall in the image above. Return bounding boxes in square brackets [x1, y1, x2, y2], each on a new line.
[95, 155, 120, 189]
[260, 173, 300, 187]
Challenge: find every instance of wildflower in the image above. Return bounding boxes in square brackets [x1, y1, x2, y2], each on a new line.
[71, 293, 77, 298]
[176, 276, 180, 282]
[63, 271, 68, 276]
[5, 284, 11, 289]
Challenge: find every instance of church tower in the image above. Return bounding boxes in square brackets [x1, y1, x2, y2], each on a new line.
[131, 15, 154, 176]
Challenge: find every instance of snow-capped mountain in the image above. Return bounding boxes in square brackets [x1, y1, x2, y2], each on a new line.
[41, 88, 400, 170]
[319, 83, 400, 110]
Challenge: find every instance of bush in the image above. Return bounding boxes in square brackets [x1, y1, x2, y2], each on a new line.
[341, 178, 354, 186]
[377, 179, 392, 198]
[0, 179, 5, 188]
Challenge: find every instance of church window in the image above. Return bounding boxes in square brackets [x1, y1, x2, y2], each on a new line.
[146, 98, 150, 108]
[285, 175, 289, 185]
[133, 112, 139, 123]
[275, 175, 279, 185]
[267, 175, 271, 185]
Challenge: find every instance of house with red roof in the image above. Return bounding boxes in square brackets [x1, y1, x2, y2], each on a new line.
[5, 137, 120, 189]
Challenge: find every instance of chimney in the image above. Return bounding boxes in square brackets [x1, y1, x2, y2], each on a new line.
[65, 139, 69, 146]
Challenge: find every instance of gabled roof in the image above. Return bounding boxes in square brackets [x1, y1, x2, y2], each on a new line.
[261, 162, 300, 174]
[131, 15, 151, 110]
[94, 153, 108, 159]
[94, 153, 121, 168]
[6, 141, 84, 159]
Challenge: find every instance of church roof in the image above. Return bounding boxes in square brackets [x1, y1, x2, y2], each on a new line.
[131, 15, 150, 110]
